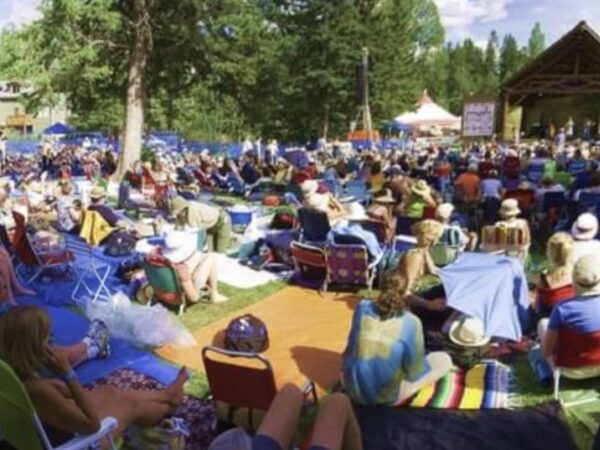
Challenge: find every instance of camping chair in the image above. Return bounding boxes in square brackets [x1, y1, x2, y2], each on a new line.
[297, 208, 331, 245]
[577, 192, 600, 215]
[11, 213, 75, 284]
[202, 346, 317, 431]
[0, 359, 118, 450]
[65, 235, 112, 305]
[359, 219, 388, 246]
[142, 255, 187, 316]
[537, 284, 575, 317]
[290, 241, 329, 291]
[527, 163, 545, 184]
[429, 228, 462, 267]
[327, 243, 380, 292]
[480, 224, 530, 263]
[553, 328, 600, 406]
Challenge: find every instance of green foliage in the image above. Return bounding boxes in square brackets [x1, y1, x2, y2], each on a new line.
[528, 22, 546, 59]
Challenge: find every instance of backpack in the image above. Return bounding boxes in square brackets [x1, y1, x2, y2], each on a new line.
[104, 231, 137, 257]
[224, 314, 269, 353]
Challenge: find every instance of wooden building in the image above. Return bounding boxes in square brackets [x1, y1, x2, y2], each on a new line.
[500, 21, 600, 140]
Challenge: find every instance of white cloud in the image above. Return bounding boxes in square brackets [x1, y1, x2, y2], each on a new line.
[434, 0, 512, 39]
[0, 0, 42, 30]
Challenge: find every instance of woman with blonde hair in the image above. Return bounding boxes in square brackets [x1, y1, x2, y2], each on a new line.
[536, 232, 576, 316]
[0, 306, 188, 446]
[342, 271, 453, 406]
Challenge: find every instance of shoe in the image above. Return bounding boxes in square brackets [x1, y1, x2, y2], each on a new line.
[85, 319, 108, 341]
[86, 320, 111, 359]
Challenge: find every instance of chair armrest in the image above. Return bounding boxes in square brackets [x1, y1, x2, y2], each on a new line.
[55, 416, 118, 450]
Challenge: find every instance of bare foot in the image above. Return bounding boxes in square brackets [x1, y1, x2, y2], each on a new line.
[211, 293, 228, 304]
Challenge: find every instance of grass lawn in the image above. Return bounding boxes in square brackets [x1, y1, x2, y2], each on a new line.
[171, 238, 595, 448]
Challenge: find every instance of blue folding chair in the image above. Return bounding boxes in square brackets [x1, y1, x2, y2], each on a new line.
[298, 208, 331, 245]
[578, 192, 600, 215]
[343, 180, 371, 205]
[527, 163, 545, 184]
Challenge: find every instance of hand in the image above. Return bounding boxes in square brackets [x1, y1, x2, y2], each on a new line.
[43, 345, 72, 376]
[427, 298, 447, 311]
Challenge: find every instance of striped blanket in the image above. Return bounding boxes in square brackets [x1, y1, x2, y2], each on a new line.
[402, 362, 512, 410]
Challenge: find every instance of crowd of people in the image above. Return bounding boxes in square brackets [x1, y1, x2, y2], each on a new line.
[2, 134, 600, 448]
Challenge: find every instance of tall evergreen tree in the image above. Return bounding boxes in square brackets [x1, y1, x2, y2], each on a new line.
[528, 22, 546, 59]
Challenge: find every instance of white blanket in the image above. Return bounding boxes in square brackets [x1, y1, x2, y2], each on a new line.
[216, 253, 287, 289]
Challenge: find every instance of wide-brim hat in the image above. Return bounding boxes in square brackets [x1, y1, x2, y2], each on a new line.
[170, 196, 189, 217]
[449, 314, 491, 347]
[90, 186, 107, 200]
[163, 231, 195, 263]
[412, 179, 431, 197]
[373, 188, 395, 204]
[436, 203, 455, 220]
[574, 254, 600, 297]
[499, 199, 520, 218]
[571, 213, 598, 241]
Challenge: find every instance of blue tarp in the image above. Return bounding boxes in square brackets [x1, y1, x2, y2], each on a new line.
[439, 252, 530, 341]
[43, 122, 74, 135]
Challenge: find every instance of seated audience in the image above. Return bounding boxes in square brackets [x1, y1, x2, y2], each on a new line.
[496, 198, 531, 245]
[342, 271, 453, 406]
[209, 384, 362, 450]
[454, 164, 481, 206]
[570, 213, 600, 263]
[537, 232, 575, 316]
[301, 179, 346, 221]
[538, 254, 600, 378]
[160, 231, 227, 304]
[367, 188, 396, 242]
[400, 179, 437, 219]
[434, 203, 474, 251]
[0, 306, 188, 446]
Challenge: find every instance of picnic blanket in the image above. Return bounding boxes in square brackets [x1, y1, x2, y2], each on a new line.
[215, 253, 288, 289]
[402, 362, 512, 410]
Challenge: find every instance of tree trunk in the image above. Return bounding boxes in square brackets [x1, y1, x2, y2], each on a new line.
[115, 0, 148, 179]
[321, 103, 330, 139]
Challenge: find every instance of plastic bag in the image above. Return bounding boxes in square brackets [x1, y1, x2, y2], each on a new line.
[86, 292, 196, 347]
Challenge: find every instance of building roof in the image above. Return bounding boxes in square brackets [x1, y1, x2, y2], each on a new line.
[502, 21, 600, 100]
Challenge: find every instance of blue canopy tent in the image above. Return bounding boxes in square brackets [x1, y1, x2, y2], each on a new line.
[43, 122, 74, 135]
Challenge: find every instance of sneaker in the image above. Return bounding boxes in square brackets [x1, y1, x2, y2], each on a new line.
[86, 320, 111, 359]
[85, 319, 108, 341]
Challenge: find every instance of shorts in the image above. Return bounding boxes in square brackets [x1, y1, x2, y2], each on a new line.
[253, 434, 328, 450]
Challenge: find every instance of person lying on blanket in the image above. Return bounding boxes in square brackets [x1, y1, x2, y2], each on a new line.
[341, 270, 453, 406]
[208, 384, 362, 450]
[0, 306, 188, 448]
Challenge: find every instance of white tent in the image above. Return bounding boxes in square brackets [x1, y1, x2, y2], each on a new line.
[394, 90, 461, 131]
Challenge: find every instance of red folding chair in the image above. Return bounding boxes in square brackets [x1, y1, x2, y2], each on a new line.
[202, 346, 317, 431]
[290, 241, 329, 291]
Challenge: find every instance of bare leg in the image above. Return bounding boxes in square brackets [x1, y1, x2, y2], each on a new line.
[55, 343, 89, 367]
[310, 393, 363, 450]
[0, 248, 35, 296]
[255, 383, 303, 450]
[192, 253, 227, 303]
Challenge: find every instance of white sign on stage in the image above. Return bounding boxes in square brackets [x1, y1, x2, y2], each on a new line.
[462, 102, 496, 137]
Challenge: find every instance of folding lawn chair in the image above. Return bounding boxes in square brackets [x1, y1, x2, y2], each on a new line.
[290, 241, 329, 291]
[142, 255, 188, 316]
[327, 243, 380, 292]
[0, 359, 118, 450]
[66, 235, 112, 305]
[202, 346, 317, 431]
[298, 208, 331, 245]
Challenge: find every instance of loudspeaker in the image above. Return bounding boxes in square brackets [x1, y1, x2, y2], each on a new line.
[355, 63, 368, 104]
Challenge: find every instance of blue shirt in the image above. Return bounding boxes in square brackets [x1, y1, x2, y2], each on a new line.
[342, 301, 430, 405]
[549, 295, 600, 333]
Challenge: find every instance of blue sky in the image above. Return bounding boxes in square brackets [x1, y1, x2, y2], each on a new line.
[1, 0, 600, 48]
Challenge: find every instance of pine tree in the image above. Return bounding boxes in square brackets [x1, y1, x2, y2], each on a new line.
[528, 22, 546, 59]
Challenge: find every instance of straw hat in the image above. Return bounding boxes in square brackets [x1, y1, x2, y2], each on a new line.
[411, 179, 431, 197]
[449, 314, 490, 347]
[573, 254, 600, 297]
[499, 198, 520, 218]
[372, 188, 395, 204]
[301, 180, 319, 197]
[170, 196, 189, 217]
[163, 231, 195, 264]
[571, 213, 598, 241]
[435, 203, 455, 221]
[90, 186, 106, 201]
